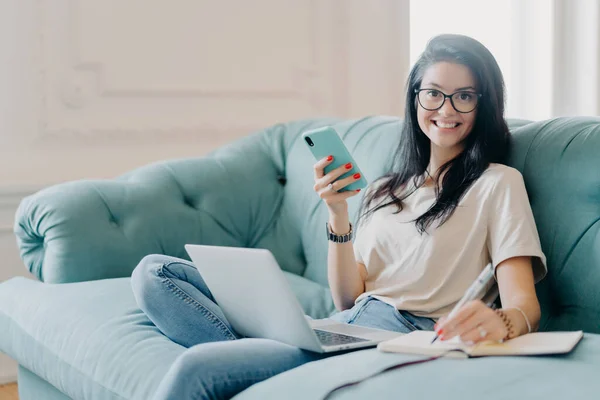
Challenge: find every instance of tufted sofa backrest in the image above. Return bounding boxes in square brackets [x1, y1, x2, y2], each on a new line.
[15, 116, 600, 333]
[503, 117, 600, 333]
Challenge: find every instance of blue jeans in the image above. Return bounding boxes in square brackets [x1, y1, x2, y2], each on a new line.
[131, 254, 434, 400]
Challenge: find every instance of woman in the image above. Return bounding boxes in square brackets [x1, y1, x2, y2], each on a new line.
[131, 34, 546, 399]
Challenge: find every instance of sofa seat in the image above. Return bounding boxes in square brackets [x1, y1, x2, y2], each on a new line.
[0, 276, 183, 399]
[0, 271, 335, 400]
[3, 275, 599, 400]
[234, 333, 600, 399]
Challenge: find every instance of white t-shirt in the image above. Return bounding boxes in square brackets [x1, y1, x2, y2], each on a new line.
[353, 163, 547, 319]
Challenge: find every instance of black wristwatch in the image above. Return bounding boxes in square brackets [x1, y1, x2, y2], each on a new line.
[326, 222, 354, 243]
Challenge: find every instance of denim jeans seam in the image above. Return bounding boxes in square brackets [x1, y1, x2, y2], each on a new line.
[394, 310, 418, 331]
[157, 265, 237, 340]
[162, 277, 236, 340]
[403, 312, 435, 331]
[347, 299, 374, 324]
[165, 277, 235, 339]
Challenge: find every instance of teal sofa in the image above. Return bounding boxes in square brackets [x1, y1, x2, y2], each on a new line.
[1, 116, 599, 400]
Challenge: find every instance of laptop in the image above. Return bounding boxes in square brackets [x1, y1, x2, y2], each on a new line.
[184, 244, 402, 353]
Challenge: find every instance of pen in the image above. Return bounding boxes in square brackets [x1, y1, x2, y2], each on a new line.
[430, 263, 495, 344]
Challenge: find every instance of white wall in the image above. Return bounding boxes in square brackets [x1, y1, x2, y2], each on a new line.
[0, 0, 409, 188]
[0, 0, 410, 383]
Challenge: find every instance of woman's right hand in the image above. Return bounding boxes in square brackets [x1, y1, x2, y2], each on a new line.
[313, 155, 363, 218]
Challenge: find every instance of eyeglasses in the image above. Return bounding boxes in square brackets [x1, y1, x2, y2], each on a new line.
[414, 88, 482, 113]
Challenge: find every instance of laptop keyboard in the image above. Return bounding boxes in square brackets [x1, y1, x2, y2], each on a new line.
[313, 329, 369, 346]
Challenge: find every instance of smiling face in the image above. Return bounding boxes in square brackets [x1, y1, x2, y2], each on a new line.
[417, 62, 478, 157]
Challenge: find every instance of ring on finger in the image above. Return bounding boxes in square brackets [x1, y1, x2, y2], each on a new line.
[477, 325, 488, 338]
[328, 183, 337, 192]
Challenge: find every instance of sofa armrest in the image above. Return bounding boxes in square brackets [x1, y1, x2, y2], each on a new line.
[13, 123, 315, 284]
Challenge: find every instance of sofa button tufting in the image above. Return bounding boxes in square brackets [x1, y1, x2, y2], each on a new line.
[183, 197, 195, 209]
[277, 176, 287, 185]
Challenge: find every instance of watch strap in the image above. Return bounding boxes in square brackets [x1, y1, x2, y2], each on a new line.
[326, 222, 353, 243]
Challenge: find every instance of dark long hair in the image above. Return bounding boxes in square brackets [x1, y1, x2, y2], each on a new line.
[358, 34, 510, 233]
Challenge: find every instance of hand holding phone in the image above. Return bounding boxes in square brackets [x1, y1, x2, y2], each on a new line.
[302, 127, 368, 192]
[302, 127, 368, 216]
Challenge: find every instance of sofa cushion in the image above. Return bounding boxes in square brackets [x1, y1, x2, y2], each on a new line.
[13, 117, 343, 285]
[233, 333, 600, 400]
[505, 117, 600, 333]
[0, 277, 184, 400]
[18, 366, 72, 400]
[0, 270, 334, 399]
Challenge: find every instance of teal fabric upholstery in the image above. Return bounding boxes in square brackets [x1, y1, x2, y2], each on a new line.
[0, 277, 182, 400]
[0, 273, 330, 400]
[2, 115, 599, 399]
[18, 367, 72, 400]
[14, 117, 340, 285]
[233, 333, 600, 400]
[507, 118, 600, 332]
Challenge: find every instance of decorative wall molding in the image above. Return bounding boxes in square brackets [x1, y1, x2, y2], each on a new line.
[0, 186, 42, 235]
[6, 0, 410, 174]
[30, 0, 410, 144]
[35, 0, 346, 141]
[64, 0, 321, 98]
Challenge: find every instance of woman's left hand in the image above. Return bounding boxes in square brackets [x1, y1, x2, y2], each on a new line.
[434, 300, 508, 345]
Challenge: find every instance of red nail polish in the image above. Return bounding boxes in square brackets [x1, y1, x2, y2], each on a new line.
[353, 173, 361, 179]
[356, 189, 361, 192]
[327, 155, 333, 161]
[345, 163, 352, 169]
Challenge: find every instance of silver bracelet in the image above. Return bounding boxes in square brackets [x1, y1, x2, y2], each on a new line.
[513, 306, 532, 334]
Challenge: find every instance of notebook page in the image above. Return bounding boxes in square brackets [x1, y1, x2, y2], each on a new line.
[471, 331, 584, 356]
[378, 330, 584, 357]
[378, 330, 472, 357]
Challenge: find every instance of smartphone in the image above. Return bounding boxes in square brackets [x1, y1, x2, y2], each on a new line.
[302, 126, 368, 192]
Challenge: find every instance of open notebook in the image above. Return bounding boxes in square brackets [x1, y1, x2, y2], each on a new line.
[378, 330, 584, 358]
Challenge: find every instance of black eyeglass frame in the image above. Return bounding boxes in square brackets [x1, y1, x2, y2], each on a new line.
[414, 88, 482, 114]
